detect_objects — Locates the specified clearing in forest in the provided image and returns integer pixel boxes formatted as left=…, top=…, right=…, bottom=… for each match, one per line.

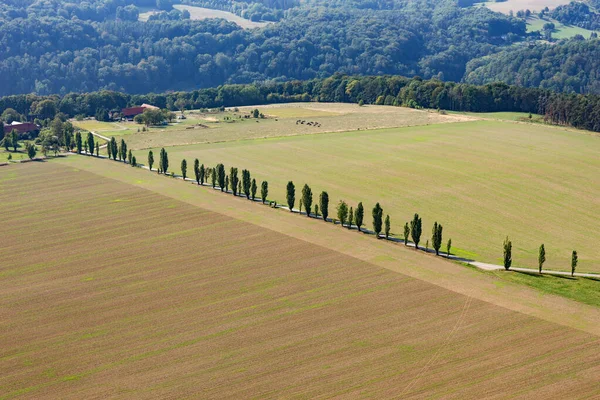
left=481, top=0, right=571, bottom=14
left=1, top=162, right=599, bottom=398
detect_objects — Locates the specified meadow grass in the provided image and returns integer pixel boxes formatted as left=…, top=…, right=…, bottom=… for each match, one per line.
left=134, top=119, right=600, bottom=273
left=124, top=103, right=467, bottom=150
left=526, top=15, right=596, bottom=39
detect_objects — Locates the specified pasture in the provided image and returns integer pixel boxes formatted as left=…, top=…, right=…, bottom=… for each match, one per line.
left=124, top=103, right=469, bottom=150
left=134, top=119, right=600, bottom=273
left=139, top=5, right=268, bottom=29
left=481, top=0, right=571, bottom=14
left=1, top=162, right=599, bottom=398
left=71, top=120, right=135, bottom=137
left=526, top=16, right=596, bottom=39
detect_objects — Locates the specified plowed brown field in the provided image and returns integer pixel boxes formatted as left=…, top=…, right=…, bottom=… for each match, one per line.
left=1, top=162, right=599, bottom=399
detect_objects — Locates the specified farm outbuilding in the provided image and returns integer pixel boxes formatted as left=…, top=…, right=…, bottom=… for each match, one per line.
left=121, top=104, right=159, bottom=120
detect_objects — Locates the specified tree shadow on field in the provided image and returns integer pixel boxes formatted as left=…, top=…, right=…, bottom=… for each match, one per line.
left=514, top=270, right=544, bottom=278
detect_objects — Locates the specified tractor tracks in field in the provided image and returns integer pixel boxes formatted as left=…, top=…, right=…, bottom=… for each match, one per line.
left=400, top=295, right=473, bottom=396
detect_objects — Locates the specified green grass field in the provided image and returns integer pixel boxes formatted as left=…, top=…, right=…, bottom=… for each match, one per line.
left=134, top=119, right=600, bottom=274
left=124, top=104, right=468, bottom=150
left=526, top=16, right=596, bottom=39
left=449, top=111, right=544, bottom=123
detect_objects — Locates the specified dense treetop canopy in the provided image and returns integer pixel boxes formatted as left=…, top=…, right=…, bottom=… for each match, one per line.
left=0, top=0, right=598, bottom=96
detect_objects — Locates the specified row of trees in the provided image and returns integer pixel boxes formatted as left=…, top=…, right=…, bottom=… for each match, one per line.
left=503, top=238, right=579, bottom=276
left=74, top=142, right=584, bottom=276
left=283, top=181, right=453, bottom=256
left=4, top=73, right=600, bottom=133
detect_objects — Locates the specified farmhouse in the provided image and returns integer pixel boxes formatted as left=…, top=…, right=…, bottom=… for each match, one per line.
left=121, top=103, right=159, bottom=120
left=3, top=121, right=40, bottom=138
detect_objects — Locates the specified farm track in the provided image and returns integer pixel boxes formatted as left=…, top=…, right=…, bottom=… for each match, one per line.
left=1, top=161, right=599, bottom=398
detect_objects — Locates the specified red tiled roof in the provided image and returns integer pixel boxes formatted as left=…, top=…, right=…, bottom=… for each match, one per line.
left=122, top=107, right=147, bottom=117
left=3, top=122, right=39, bottom=134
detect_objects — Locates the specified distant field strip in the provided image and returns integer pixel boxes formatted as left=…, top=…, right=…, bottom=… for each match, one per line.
left=134, top=119, right=600, bottom=273
left=124, top=104, right=469, bottom=150
left=1, top=163, right=599, bottom=398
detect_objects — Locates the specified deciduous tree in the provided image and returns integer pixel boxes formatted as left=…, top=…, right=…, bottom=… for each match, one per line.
left=372, top=203, right=383, bottom=238
left=261, top=181, right=268, bottom=203
left=348, top=207, right=354, bottom=228
left=538, top=244, right=546, bottom=273
left=503, top=236, right=512, bottom=270
left=410, top=213, right=422, bottom=249
left=404, top=223, right=409, bottom=245
left=110, top=137, right=118, bottom=160
left=75, top=131, right=82, bottom=154
left=320, top=191, right=329, bottom=221
left=301, top=184, right=312, bottom=216
left=355, top=202, right=364, bottom=232
left=337, top=200, right=349, bottom=227
left=194, top=159, right=200, bottom=184
left=251, top=178, right=257, bottom=201
left=181, top=159, right=187, bottom=180
left=230, top=167, right=239, bottom=195
left=242, top=169, right=251, bottom=199
left=120, top=139, right=127, bottom=163
left=128, top=149, right=133, bottom=165
left=160, top=148, right=169, bottom=174
left=148, top=150, right=154, bottom=170
left=286, top=181, right=295, bottom=211
left=432, top=222, right=443, bottom=256
left=447, top=238, right=452, bottom=257
left=385, top=215, right=390, bottom=239
left=216, top=163, right=225, bottom=191
left=26, top=142, right=36, bottom=159
left=87, top=132, right=94, bottom=155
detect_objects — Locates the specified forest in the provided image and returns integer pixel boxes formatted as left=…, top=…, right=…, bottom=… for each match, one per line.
left=2, top=74, right=600, bottom=134
left=1, top=0, right=600, bottom=97
left=464, top=38, right=600, bottom=94
left=0, top=0, right=526, bottom=96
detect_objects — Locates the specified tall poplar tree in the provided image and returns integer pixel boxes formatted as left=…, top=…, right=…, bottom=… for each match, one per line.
left=242, top=169, right=251, bottom=199
left=503, top=236, right=512, bottom=270
left=384, top=215, right=391, bottom=239
left=410, top=213, right=422, bottom=249
left=286, top=181, right=295, bottom=212
left=432, top=222, right=443, bottom=256
left=181, top=159, right=187, bottom=180
left=75, top=131, right=82, bottom=154
left=194, top=159, right=200, bottom=184
left=355, top=202, right=364, bottom=232
left=216, top=164, right=225, bottom=191
left=372, top=203, right=383, bottom=238
left=319, top=191, right=329, bottom=221
left=87, top=132, right=94, bottom=155
left=230, top=167, right=239, bottom=195
left=538, top=244, right=546, bottom=274
left=301, top=184, right=313, bottom=216
left=251, top=179, right=257, bottom=201
left=337, top=201, right=349, bottom=227
left=148, top=150, right=154, bottom=170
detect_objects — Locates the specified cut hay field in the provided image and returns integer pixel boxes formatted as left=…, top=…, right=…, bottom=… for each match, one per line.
left=134, top=119, right=600, bottom=274
left=526, top=16, right=595, bottom=39
left=1, top=162, right=599, bottom=398
left=481, top=0, right=571, bottom=14
left=124, top=103, right=470, bottom=150
left=139, top=5, right=268, bottom=29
